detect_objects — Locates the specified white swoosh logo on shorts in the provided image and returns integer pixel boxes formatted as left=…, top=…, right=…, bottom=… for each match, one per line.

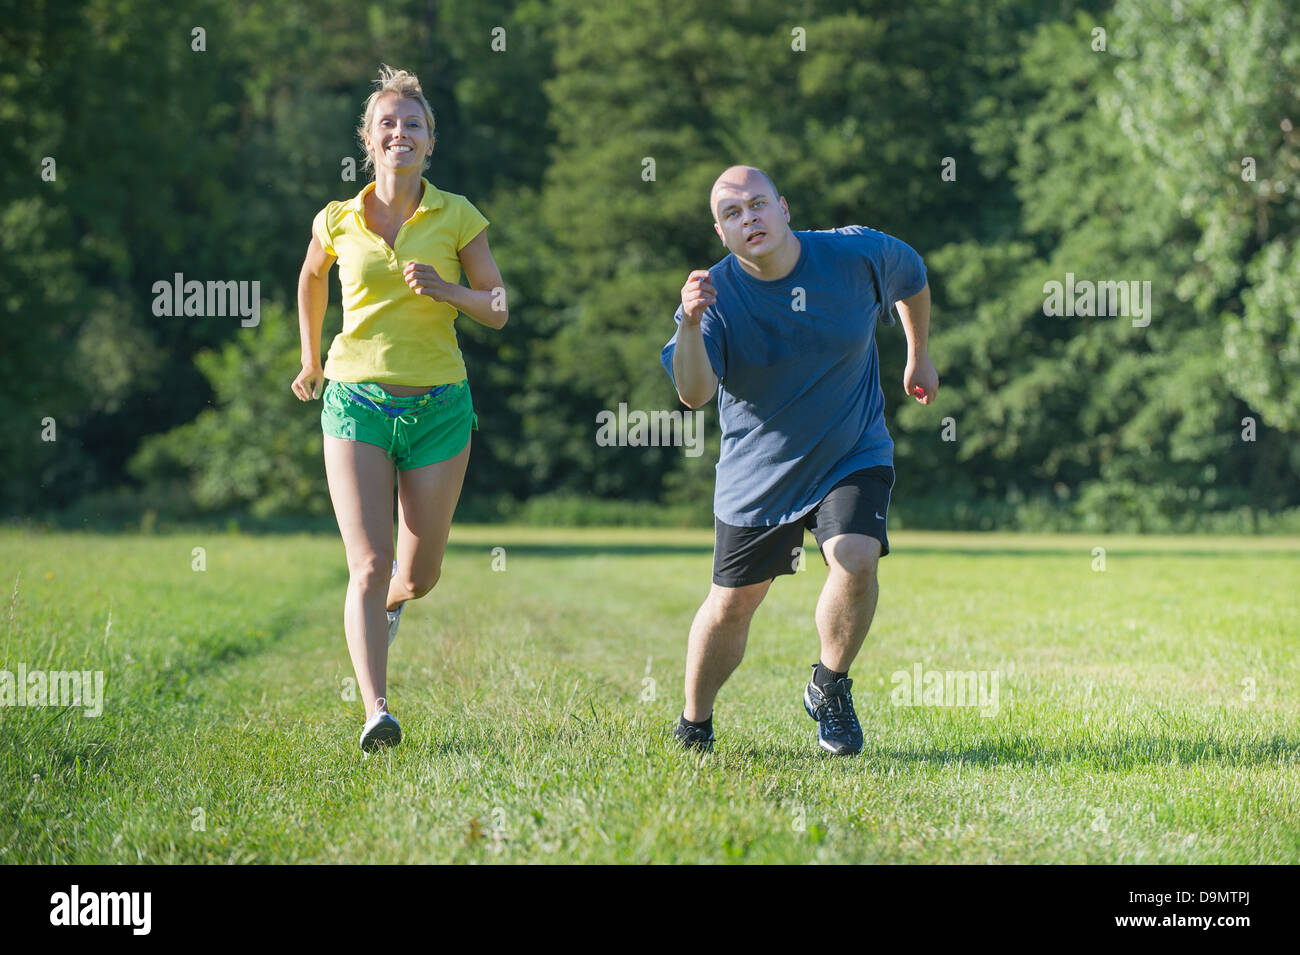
left=875, top=512, right=884, bottom=519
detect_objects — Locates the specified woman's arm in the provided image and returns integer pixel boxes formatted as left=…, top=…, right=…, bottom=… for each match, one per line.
left=402, top=229, right=508, bottom=330
left=292, top=235, right=336, bottom=401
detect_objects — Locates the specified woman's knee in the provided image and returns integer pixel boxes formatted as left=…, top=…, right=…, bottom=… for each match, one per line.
left=348, top=552, right=394, bottom=592
left=405, top=563, right=441, bottom=599
left=392, top=559, right=441, bottom=599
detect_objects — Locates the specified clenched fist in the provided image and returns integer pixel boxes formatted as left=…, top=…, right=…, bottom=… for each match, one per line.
left=292, top=362, right=324, bottom=401
left=403, top=261, right=455, bottom=301
left=680, top=270, right=716, bottom=325
left=904, top=352, right=939, bottom=405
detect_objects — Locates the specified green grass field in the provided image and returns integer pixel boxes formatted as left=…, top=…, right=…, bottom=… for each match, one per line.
left=1, top=526, right=1297, bottom=863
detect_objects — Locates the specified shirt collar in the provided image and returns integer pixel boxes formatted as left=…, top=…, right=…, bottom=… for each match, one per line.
left=345, top=177, right=444, bottom=217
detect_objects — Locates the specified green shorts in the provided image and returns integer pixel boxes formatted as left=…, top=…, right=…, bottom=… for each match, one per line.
left=320, top=379, right=478, bottom=470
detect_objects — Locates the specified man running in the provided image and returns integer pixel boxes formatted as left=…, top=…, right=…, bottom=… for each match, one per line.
left=660, top=165, right=936, bottom=755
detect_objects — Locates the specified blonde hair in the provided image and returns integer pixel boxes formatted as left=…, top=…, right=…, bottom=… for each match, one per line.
left=356, top=64, right=437, bottom=175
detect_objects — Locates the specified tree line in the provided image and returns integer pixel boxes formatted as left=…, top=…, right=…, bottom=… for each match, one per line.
left=3, top=0, right=1296, bottom=531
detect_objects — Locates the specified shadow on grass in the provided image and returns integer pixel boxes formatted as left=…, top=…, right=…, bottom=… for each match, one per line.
left=11, top=513, right=1296, bottom=560
left=418, top=736, right=494, bottom=758
left=444, top=540, right=714, bottom=559
left=440, top=541, right=1297, bottom=561
left=129, top=603, right=308, bottom=702
left=46, top=737, right=118, bottom=774
left=898, top=547, right=1300, bottom=559
left=1, top=709, right=122, bottom=785
left=873, top=733, right=1300, bottom=769
left=707, top=743, right=828, bottom=765
left=675, top=732, right=1300, bottom=771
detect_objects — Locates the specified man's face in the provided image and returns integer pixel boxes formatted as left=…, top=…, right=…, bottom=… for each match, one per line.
left=711, top=172, right=790, bottom=257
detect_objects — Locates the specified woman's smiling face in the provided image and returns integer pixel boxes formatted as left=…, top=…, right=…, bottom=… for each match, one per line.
left=366, top=93, right=434, bottom=172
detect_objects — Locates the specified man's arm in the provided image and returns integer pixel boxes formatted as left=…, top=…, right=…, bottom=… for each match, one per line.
left=896, top=282, right=937, bottom=405
left=673, top=270, right=720, bottom=408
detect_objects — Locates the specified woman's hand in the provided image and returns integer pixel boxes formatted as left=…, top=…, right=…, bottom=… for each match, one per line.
left=403, top=261, right=455, bottom=301
left=292, top=362, right=324, bottom=401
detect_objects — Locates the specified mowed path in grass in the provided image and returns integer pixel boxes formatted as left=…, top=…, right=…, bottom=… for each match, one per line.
left=1, top=526, right=1297, bottom=863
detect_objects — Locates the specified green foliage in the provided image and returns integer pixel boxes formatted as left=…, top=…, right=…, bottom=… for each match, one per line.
left=510, top=494, right=710, bottom=528
left=1224, top=240, right=1300, bottom=432
left=512, top=0, right=1038, bottom=506
left=129, top=303, right=330, bottom=518
left=5, top=0, right=1297, bottom=529
left=896, top=1, right=1299, bottom=528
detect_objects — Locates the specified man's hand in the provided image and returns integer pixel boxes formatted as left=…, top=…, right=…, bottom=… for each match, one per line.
left=904, top=352, right=938, bottom=404
left=673, top=269, right=720, bottom=407
left=681, top=270, right=716, bottom=325
left=403, top=261, right=455, bottom=301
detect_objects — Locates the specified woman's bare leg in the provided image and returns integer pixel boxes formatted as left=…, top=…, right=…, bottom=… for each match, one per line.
left=323, top=435, right=395, bottom=717
left=389, top=439, right=471, bottom=610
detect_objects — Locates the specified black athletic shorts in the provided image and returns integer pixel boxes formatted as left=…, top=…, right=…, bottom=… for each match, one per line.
left=712, top=465, right=895, bottom=588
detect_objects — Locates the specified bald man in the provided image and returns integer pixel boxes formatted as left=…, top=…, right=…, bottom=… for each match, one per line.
left=660, top=165, right=936, bottom=755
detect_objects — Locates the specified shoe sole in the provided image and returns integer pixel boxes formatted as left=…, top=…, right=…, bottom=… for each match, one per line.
left=803, top=685, right=861, bottom=756
left=674, top=732, right=714, bottom=753
left=679, top=739, right=713, bottom=753
left=361, top=720, right=402, bottom=753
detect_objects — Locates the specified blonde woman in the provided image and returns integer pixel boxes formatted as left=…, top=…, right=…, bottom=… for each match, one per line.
left=292, top=65, right=507, bottom=752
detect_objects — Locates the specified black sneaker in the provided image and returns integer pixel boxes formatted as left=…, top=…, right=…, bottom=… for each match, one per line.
left=673, top=717, right=714, bottom=752
left=803, top=668, right=863, bottom=755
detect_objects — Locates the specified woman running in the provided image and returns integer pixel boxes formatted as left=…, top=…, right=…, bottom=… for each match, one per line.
left=291, top=65, right=507, bottom=752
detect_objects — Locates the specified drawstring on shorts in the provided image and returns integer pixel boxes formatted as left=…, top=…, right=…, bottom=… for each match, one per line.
left=388, top=412, right=420, bottom=463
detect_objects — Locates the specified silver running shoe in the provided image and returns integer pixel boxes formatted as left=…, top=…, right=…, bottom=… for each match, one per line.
left=386, top=559, right=404, bottom=647
left=360, top=697, right=402, bottom=752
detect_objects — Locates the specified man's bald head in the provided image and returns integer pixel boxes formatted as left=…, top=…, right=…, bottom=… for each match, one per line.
left=710, top=165, right=780, bottom=221
left=708, top=164, right=796, bottom=269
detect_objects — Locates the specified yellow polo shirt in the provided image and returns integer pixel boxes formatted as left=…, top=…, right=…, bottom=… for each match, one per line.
left=313, top=177, right=489, bottom=385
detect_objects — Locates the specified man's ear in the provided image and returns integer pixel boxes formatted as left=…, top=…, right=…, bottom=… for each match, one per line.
left=714, top=222, right=726, bottom=245
left=780, top=196, right=790, bottom=221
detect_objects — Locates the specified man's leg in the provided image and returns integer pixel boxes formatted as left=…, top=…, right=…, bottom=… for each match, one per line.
left=683, top=579, right=773, bottom=722
left=801, top=532, right=881, bottom=755
left=814, top=534, right=882, bottom=671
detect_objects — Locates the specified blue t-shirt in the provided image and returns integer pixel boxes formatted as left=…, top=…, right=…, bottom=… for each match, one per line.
left=660, top=226, right=926, bottom=526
